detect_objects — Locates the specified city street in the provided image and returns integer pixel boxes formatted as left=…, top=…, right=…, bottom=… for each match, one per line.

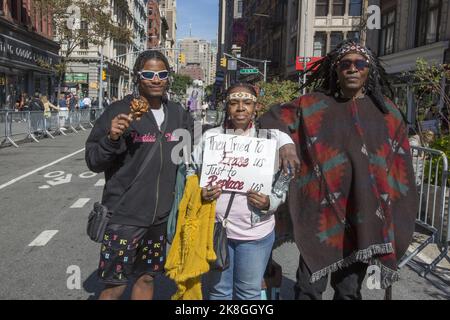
left=0, top=131, right=449, bottom=300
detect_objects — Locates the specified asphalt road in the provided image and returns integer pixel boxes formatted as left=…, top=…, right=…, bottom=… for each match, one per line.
left=0, top=130, right=448, bottom=300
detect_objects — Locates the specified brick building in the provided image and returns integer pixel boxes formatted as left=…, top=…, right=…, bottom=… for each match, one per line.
left=0, top=0, right=60, bottom=108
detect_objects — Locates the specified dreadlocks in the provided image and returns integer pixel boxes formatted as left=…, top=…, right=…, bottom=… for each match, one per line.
left=300, top=39, right=393, bottom=114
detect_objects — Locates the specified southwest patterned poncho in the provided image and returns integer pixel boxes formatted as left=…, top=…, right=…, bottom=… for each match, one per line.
left=259, top=92, right=418, bottom=288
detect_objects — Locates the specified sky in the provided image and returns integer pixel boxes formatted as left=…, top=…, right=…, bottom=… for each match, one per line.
left=177, top=0, right=219, bottom=42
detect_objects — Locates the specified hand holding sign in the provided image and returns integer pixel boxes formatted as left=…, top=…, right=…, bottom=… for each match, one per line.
left=202, top=185, right=222, bottom=202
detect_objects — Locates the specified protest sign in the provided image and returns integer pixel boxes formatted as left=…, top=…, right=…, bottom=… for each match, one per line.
left=199, top=132, right=277, bottom=195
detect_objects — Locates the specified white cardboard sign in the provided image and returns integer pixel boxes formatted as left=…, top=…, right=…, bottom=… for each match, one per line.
left=199, top=132, right=277, bottom=195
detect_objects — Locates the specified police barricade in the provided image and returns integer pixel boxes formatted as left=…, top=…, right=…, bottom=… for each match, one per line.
left=0, top=110, right=19, bottom=148
left=79, top=108, right=92, bottom=128
left=67, top=111, right=80, bottom=133
left=398, top=146, right=449, bottom=276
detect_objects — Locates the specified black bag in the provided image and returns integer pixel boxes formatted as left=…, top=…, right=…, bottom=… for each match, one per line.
left=87, top=202, right=112, bottom=242
left=87, top=108, right=168, bottom=243
left=210, top=193, right=235, bottom=271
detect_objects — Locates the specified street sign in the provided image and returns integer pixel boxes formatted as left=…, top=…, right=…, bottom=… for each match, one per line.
left=240, top=68, right=259, bottom=74
left=228, top=59, right=238, bottom=71
left=296, top=56, right=323, bottom=71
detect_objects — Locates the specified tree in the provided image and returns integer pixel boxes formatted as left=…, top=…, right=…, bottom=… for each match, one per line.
left=405, top=58, right=450, bottom=136
left=256, top=79, right=299, bottom=113
left=171, top=74, right=193, bottom=101
left=35, top=0, right=132, bottom=101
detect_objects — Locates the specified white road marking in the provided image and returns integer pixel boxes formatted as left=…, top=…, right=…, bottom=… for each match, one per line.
left=0, top=148, right=85, bottom=191
left=95, top=179, right=105, bottom=187
left=39, top=185, right=50, bottom=189
left=47, top=174, right=73, bottom=186
left=44, top=171, right=65, bottom=179
left=28, top=230, right=59, bottom=247
left=70, top=198, right=90, bottom=208
left=79, top=172, right=97, bottom=179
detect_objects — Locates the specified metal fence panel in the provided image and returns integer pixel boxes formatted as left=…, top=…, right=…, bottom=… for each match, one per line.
left=399, top=146, right=449, bottom=276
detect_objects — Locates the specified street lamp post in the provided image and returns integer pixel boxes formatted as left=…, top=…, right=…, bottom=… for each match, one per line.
left=99, top=46, right=104, bottom=108
left=303, top=1, right=308, bottom=95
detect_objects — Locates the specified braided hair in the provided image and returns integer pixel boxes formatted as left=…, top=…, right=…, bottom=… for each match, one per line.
left=223, top=82, right=258, bottom=130
left=300, top=39, right=393, bottom=114
left=133, top=50, right=171, bottom=102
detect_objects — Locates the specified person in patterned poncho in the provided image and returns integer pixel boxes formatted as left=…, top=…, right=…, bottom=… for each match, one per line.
left=259, top=40, right=418, bottom=300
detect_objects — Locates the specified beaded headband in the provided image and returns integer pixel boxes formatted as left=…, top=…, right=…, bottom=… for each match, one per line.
left=335, top=43, right=371, bottom=64
left=227, top=92, right=257, bottom=102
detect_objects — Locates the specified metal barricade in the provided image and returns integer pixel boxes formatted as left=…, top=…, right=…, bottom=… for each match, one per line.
left=398, top=146, right=449, bottom=276
left=0, top=110, right=19, bottom=148
left=79, top=109, right=92, bottom=129
left=67, top=111, right=80, bottom=134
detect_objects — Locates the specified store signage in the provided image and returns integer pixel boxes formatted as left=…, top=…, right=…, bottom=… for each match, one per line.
left=65, top=73, right=88, bottom=83
left=0, top=34, right=60, bottom=69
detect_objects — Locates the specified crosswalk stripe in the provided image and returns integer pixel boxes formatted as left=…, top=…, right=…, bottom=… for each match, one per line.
left=28, top=230, right=59, bottom=246
left=70, top=198, right=90, bottom=208
left=95, top=179, right=105, bottom=187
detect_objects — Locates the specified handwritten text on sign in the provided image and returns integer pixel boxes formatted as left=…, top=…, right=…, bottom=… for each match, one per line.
left=199, top=133, right=277, bottom=194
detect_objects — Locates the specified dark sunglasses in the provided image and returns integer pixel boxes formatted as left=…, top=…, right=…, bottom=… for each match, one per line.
left=138, top=70, right=169, bottom=80
left=338, top=59, right=369, bottom=71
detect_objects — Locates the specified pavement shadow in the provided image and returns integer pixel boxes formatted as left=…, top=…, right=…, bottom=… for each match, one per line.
left=83, top=271, right=102, bottom=300
left=83, top=270, right=177, bottom=300
left=408, top=259, right=450, bottom=300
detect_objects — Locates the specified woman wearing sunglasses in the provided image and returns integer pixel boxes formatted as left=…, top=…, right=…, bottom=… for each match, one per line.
left=86, top=50, right=193, bottom=300
left=259, top=40, right=418, bottom=300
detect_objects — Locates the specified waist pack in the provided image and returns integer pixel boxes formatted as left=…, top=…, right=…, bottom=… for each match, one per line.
left=87, top=202, right=112, bottom=243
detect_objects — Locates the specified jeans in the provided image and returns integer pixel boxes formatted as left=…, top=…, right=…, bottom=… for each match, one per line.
left=207, top=230, right=275, bottom=300
left=294, top=255, right=368, bottom=300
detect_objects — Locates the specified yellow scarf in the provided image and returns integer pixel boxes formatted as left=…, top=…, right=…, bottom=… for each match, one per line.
left=165, top=175, right=217, bottom=300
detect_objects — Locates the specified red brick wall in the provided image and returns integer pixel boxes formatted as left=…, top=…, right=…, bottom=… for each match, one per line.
left=148, top=0, right=161, bottom=48
left=1, top=0, right=53, bottom=39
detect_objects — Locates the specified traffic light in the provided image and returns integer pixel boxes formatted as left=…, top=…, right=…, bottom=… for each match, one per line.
left=178, top=53, right=186, bottom=64
left=102, top=69, right=106, bottom=81
left=220, top=57, right=227, bottom=68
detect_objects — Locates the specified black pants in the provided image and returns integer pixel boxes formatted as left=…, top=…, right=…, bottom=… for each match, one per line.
left=294, top=255, right=368, bottom=300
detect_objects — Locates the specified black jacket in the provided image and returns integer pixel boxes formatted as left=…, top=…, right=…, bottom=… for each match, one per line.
left=85, top=95, right=193, bottom=227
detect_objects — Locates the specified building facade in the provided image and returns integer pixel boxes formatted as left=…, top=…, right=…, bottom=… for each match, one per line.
left=0, top=0, right=60, bottom=109
left=148, top=0, right=162, bottom=48
left=366, top=0, right=450, bottom=124
left=239, top=0, right=368, bottom=81
left=62, top=0, right=133, bottom=100
left=179, top=38, right=216, bottom=85
left=160, top=0, right=177, bottom=70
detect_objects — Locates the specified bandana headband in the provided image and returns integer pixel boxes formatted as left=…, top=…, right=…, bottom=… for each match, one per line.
left=335, top=43, right=371, bottom=64
left=227, top=92, right=257, bottom=102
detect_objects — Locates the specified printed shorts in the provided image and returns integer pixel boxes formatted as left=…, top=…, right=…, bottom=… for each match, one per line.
left=97, top=222, right=167, bottom=285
